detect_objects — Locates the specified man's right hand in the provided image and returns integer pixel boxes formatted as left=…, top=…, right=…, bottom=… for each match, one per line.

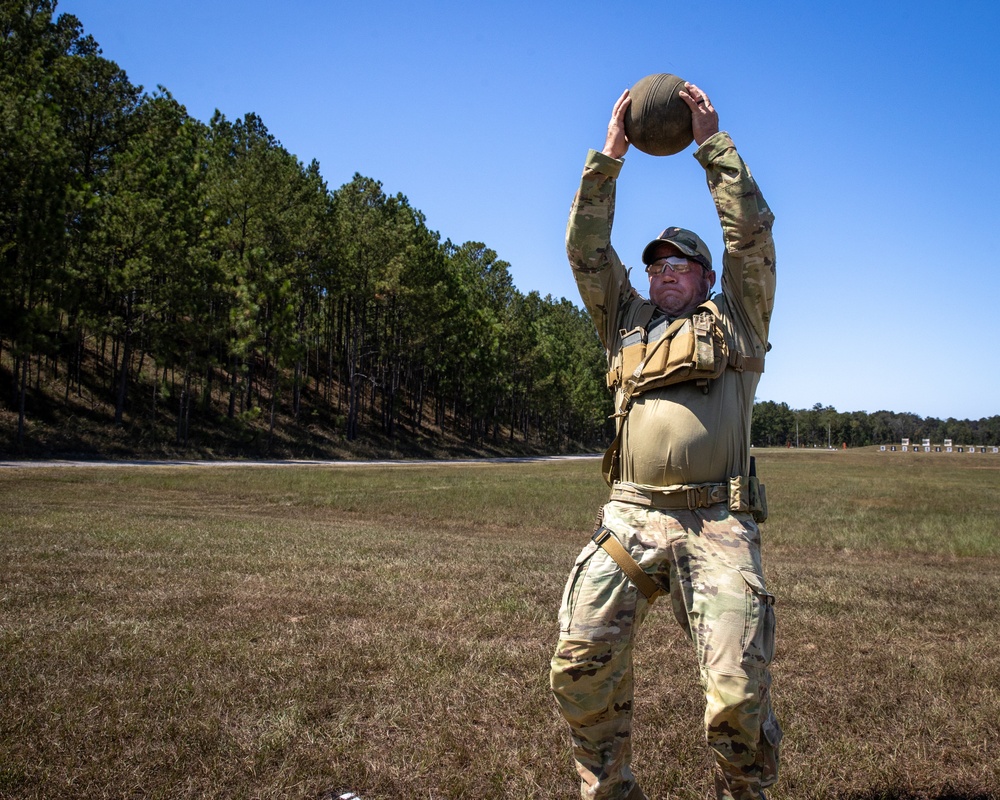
left=602, top=90, right=631, bottom=159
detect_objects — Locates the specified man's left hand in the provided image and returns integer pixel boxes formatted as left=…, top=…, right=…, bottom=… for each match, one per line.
left=680, top=82, right=720, bottom=146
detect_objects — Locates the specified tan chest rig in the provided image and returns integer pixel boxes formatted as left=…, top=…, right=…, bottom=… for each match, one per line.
left=601, top=299, right=765, bottom=487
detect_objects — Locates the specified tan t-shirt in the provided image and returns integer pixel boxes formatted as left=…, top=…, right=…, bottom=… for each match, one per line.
left=567, top=132, right=776, bottom=487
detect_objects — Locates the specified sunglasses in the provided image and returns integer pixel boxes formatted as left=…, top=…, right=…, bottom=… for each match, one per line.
left=645, top=255, right=706, bottom=276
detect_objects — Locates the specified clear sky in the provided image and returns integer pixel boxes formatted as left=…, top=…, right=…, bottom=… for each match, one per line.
left=56, top=0, right=1000, bottom=421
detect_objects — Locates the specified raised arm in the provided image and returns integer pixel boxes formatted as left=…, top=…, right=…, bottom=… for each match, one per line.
left=697, top=140, right=776, bottom=346
left=566, top=91, right=639, bottom=350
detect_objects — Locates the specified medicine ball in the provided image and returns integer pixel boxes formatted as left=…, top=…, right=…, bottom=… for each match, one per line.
left=623, top=73, right=694, bottom=157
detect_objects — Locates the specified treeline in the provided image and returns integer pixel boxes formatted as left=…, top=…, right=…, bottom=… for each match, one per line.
left=752, top=401, right=1000, bottom=448
left=5, top=3, right=995, bottom=459
left=1, top=1, right=611, bottom=453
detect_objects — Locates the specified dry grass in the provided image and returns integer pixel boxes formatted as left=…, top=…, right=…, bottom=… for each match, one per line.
left=1, top=450, right=998, bottom=799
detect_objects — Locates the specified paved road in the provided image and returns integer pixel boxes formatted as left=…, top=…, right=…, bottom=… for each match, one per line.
left=0, top=454, right=600, bottom=469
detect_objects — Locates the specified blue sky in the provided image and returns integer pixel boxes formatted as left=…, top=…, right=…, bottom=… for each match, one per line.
left=57, top=0, right=1000, bottom=421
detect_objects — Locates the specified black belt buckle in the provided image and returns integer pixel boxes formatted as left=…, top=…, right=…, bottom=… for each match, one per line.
left=592, top=526, right=612, bottom=546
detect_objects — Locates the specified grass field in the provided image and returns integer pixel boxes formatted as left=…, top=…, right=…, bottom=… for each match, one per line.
left=1, top=450, right=998, bottom=799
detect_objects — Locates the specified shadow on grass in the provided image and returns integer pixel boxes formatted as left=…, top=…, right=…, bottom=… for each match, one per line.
left=838, top=791, right=997, bottom=800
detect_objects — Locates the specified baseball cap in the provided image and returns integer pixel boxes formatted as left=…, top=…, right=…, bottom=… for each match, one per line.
left=641, top=227, right=713, bottom=269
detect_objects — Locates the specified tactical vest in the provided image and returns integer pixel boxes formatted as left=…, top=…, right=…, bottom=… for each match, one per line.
left=607, top=299, right=763, bottom=399
left=601, top=298, right=766, bottom=487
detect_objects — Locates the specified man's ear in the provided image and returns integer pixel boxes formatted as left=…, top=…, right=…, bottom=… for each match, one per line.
left=704, top=269, right=717, bottom=295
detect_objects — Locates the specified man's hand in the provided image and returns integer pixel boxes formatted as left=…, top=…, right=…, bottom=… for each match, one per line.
left=679, top=82, right=719, bottom=146
left=602, top=89, right=631, bottom=159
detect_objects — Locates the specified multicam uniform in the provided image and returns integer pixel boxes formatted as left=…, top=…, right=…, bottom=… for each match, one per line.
left=550, top=131, right=781, bottom=800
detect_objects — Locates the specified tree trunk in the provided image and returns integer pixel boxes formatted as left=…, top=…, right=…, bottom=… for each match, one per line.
left=16, top=354, right=29, bottom=446
left=176, top=370, right=192, bottom=447
left=228, top=356, right=238, bottom=419
left=114, top=316, right=132, bottom=426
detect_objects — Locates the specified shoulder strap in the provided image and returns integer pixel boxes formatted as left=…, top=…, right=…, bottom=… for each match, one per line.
left=625, top=300, right=657, bottom=332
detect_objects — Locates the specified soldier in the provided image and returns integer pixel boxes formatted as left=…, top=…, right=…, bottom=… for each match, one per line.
left=550, top=83, right=781, bottom=800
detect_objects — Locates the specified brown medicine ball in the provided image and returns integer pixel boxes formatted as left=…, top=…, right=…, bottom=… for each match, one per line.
left=623, top=73, right=693, bottom=156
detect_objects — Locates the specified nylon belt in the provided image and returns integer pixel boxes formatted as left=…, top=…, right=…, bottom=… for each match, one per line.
left=610, top=481, right=729, bottom=510
left=592, top=527, right=663, bottom=602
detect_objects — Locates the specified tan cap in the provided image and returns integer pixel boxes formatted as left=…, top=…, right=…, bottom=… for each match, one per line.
left=641, top=227, right=712, bottom=269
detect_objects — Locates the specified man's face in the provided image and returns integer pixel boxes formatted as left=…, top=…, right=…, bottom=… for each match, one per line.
left=646, top=243, right=715, bottom=317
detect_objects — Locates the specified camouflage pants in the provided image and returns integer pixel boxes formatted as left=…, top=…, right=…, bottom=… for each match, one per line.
left=550, top=501, right=781, bottom=800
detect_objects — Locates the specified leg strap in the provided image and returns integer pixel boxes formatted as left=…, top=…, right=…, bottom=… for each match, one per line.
left=592, top=527, right=663, bottom=602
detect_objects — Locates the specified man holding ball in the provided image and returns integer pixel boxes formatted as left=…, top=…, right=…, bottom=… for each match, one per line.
left=550, top=81, right=781, bottom=800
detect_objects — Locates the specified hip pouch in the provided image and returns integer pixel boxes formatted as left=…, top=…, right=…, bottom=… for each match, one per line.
left=728, top=458, right=768, bottom=523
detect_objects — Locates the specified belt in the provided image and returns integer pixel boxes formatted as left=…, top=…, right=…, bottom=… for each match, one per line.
left=610, top=481, right=729, bottom=510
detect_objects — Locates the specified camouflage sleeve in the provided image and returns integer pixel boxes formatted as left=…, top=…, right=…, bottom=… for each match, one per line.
left=694, top=132, right=776, bottom=350
left=565, top=149, right=635, bottom=351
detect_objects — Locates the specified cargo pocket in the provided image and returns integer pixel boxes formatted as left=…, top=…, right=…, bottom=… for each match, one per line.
left=759, top=711, right=783, bottom=787
left=739, top=569, right=776, bottom=668
left=557, top=541, right=599, bottom=634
